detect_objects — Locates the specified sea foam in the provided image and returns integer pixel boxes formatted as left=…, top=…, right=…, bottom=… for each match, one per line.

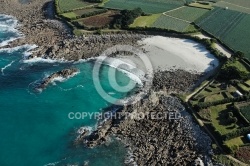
left=1, top=60, right=15, bottom=75
left=95, top=56, right=145, bottom=85
left=0, top=14, right=23, bottom=47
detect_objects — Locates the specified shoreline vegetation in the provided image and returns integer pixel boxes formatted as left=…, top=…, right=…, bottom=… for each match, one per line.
left=1, top=0, right=250, bottom=165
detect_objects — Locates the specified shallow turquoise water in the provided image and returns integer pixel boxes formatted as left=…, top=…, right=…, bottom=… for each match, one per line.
left=0, top=15, right=133, bottom=166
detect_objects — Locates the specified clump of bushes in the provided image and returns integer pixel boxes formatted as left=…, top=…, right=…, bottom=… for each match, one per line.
left=219, top=61, right=249, bottom=80
left=112, top=8, right=143, bottom=28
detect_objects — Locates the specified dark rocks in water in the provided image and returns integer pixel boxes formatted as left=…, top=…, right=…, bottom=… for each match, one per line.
left=79, top=70, right=212, bottom=165
left=37, top=68, right=79, bottom=90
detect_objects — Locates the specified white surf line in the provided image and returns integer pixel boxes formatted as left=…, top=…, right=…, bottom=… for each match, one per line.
left=1, top=60, right=15, bottom=75
left=162, top=13, right=191, bottom=23
left=220, top=1, right=250, bottom=10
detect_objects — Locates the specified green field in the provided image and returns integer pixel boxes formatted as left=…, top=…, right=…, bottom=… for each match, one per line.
left=205, top=93, right=225, bottom=102
left=222, top=15, right=250, bottom=58
left=151, top=15, right=192, bottom=32
left=240, top=105, right=250, bottom=122
left=61, top=8, right=106, bottom=20
left=166, top=6, right=209, bottom=22
left=103, top=0, right=185, bottom=14
left=130, top=14, right=161, bottom=27
left=61, top=12, right=78, bottom=20
left=188, top=2, right=213, bottom=9
left=225, top=136, right=245, bottom=148
left=225, top=60, right=250, bottom=73
left=246, top=80, right=250, bottom=86
left=225, top=0, right=250, bottom=8
left=209, top=104, right=240, bottom=135
left=195, top=7, right=250, bottom=58
left=214, top=1, right=250, bottom=14
left=57, top=0, right=95, bottom=13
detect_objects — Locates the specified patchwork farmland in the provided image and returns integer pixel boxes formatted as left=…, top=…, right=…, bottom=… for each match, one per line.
left=103, top=0, right=185, bottom=14
left=130, top=6, right=208, bottom=32
left=56, top=0, right=96, bottom=13
left=61, top=8, right=107, bottom=20
left=130, top=14, right=161, bottom=27
left=214, top=1, right=250, bottom=14
left=151, top=15, right=193, bottom=32
left=224, top=0, right=250, bottom=7
left=55, top=0, right=250, bottom=59
left=166, top=6, right=209, bottom=22
left=75, top=10, right=118, bottom=29
left=195, top=7, right=250, bottom=58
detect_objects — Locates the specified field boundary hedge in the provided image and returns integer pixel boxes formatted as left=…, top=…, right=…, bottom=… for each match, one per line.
left=224, top=126, right=250, bottom=140
left=61, top=8, right=108, bottom=21
left=233, top=104, right=250, bottom=125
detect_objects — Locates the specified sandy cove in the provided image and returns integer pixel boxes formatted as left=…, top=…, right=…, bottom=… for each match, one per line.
left=0, top=0, right=219, bottom=165
left=117, top=36, right=219, bottom=73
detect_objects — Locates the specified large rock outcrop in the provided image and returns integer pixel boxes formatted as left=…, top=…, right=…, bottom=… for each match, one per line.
left=36, top=68, right=79, bottom=90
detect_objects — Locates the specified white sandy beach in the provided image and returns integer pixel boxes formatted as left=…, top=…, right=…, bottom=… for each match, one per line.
left=118, top=36, right=219, bottom=74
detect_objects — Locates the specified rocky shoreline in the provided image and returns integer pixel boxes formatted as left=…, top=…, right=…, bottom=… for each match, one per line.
left=29, top=34, right=148, bottom=61
left=36, top=68, right=79, bottom=90
left=77, top=70, right=212, bottom=165
left=0, top=0, right=213, bottom=165
left=0, top=0, right=148, bottom=61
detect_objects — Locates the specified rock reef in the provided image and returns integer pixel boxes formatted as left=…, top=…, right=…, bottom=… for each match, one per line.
left=36, top=68, right=79, bottom=90
left=78, top=71, right=212, bottom=165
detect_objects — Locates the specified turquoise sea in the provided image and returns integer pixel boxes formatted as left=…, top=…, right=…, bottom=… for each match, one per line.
left=0, top=14, right=135, bottom=166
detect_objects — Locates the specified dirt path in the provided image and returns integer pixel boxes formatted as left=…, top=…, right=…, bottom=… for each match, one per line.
left=162, top=13, right=191, bottom=23
left=162, top=6, right=191, bottom=23
left=163, top=6, right=185, bottom=14
left=214, top=42, right=232, bottom=58
left=185, top=81, right=210, bottom=102
left=192, top=33, right=232, bottom=58
left=226, top=155, right=248, bottom=166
